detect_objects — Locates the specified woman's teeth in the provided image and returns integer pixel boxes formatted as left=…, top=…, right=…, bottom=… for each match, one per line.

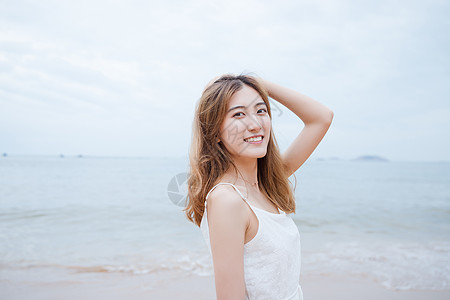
left=244, top=136, right=262, bottom=142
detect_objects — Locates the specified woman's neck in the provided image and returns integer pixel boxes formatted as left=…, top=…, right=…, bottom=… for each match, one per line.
left=223, top=157, right=258, bottom=186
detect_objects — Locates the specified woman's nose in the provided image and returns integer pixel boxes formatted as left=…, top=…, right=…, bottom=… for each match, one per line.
left=247, top=114, right=262, bottom=131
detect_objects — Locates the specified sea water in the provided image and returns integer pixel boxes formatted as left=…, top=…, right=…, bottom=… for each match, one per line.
left=0, top=156, right=449, bottom=291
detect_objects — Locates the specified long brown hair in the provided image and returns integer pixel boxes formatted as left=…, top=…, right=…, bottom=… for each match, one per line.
left=184, top=73, right=296, bottom=227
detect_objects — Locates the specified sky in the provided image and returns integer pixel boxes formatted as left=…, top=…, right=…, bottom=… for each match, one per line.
left=0, top=0, right=449, bottom=161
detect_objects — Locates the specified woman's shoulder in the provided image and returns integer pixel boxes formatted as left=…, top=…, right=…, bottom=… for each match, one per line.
left=205, top=183, right=249, bottom=233
left=206, top=183, right=247, bottom=214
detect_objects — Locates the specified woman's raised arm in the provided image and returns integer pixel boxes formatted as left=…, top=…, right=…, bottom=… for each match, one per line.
left=261, top=78, right=334, bottom=177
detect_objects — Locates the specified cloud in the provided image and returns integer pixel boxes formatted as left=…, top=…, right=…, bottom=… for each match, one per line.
left=0, top=0, right=449, bottom=160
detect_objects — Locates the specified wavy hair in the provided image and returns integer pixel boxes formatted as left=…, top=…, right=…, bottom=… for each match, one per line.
left=184, top=73, right=297, bottom=227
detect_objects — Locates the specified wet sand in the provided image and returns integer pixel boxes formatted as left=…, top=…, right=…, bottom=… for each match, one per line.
left=2, top=270, right=450, bottom=300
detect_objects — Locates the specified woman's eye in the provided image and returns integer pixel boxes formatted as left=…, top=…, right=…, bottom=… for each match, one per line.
left=233, top=109, right=266, bottom=117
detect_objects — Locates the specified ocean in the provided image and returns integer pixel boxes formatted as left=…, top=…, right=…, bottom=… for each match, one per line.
left=0, top=156, right=449, bottom=293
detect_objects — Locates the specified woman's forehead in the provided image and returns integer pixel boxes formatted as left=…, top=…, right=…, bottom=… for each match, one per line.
left=228, top=85, right=264, bottom=107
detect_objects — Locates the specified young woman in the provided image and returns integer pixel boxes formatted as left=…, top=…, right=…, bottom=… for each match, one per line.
left=184, top=73, right=333, bottom=300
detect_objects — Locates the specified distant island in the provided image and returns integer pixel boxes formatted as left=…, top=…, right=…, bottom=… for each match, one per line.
left=353, top=155, right=389, bottom=162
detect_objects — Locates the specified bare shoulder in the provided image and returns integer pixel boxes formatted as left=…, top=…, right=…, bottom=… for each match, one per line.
left=206, top=184, right=249, bottom=224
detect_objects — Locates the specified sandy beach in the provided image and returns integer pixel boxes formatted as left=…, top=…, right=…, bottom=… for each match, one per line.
left=2, top=270, right=450, bottom=300
left=146, top=272, right=450, bottom=300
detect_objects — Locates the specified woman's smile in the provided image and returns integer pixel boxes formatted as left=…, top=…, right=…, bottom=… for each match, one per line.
left=244, top=135, right=264, bottom=144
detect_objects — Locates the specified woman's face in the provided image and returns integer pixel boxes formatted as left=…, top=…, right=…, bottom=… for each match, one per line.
left=219, top=84, right=271, bottom=159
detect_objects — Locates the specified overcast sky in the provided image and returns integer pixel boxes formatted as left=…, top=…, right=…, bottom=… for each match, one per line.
left=0, top=0, right=449, bottom=161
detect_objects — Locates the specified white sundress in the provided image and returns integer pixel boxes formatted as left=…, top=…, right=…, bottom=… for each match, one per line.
left=200, top=182, right=304, bottom=300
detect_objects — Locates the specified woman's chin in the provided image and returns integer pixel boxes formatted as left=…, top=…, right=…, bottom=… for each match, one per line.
left=235, top=148, right=267, bottom=159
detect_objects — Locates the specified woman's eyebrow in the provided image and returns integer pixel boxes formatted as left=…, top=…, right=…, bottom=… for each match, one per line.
left=227, top=101, right=266, bottom=113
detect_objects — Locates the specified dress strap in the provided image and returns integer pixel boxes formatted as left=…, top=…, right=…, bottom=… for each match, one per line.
left=205, top=183, right=284, bottom=216
left=205, top=182, right=247, bottom=201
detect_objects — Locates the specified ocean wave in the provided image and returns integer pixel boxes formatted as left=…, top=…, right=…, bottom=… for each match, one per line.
left=2, top=240, right=449, bottom=291
left=1, top=253, right=214, bottom=277
left=303, top=240, right=450, bottom=291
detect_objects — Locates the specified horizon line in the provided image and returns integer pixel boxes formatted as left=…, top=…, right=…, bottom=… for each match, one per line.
left=1, top=153, right=449, bottom=163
